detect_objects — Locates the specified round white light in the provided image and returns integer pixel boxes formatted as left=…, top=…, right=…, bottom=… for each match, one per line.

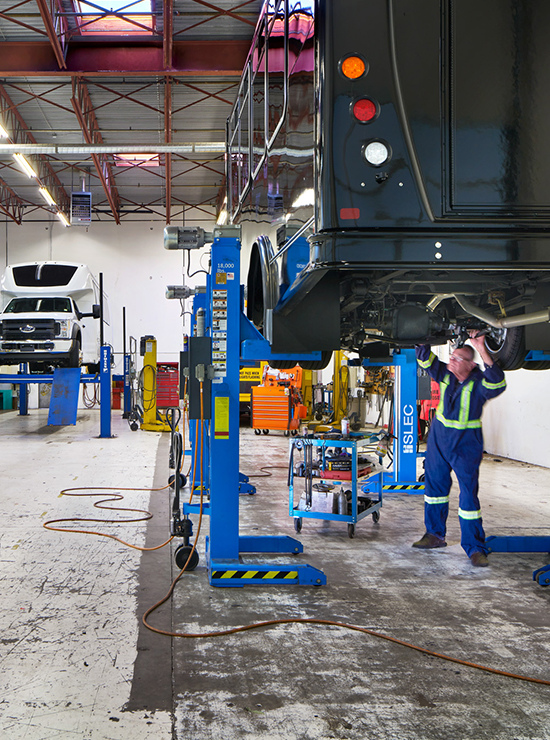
left=364, top=141, right=389, bottom=166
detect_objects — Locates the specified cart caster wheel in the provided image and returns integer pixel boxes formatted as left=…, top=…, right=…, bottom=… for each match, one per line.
left=254, top=428, right=261, bottom=435
left=168, top=473, right=186, bottom=489
left=372, top=510, right=380, bottom=524
left=294, top=518, right=302, bottom=534
left=536, top=571, right=550, bottom=586
left=130, top=421, right=139, bottom=431
left=284, top=430, right=290, bottom=437
left=347, top=523, right=355, bottom=539
left=291, top=429, right=298, bottom=436
left=262, top=429, right=269, bottom=435
left=174, top=544, right=199, bottom=571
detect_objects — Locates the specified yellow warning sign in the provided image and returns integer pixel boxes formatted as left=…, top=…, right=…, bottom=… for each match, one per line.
left=240, top=366, right=264, bottom=382
left=214, top=396, right=230, bottom=439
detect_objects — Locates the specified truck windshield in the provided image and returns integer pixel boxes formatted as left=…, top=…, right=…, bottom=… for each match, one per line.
left=4, top=297, right=73, bottom=313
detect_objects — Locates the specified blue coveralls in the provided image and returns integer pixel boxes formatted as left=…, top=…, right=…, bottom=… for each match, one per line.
left=416, top=345, right=507, bottom=556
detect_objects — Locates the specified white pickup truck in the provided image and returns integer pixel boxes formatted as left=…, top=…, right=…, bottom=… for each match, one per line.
left=0, top=262, right=106, bottom=372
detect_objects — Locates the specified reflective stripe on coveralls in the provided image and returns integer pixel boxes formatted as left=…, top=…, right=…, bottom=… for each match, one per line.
left=458, top=507, right=482, bottom=520
left=417, top=352, right=436, bottom=369
left=435, top=374, right=482, bottom=429
left=482, top=378, right=507, bottom=390
left=425, top=495, right=450, bottom=504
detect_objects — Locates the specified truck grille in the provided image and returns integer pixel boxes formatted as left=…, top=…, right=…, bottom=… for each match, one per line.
left=1, top=318, right=57, bottom=341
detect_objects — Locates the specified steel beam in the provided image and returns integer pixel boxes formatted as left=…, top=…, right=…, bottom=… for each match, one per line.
left=71, top=77, right=121, bottom=224
left=0, top=175, right=24, bottom=224
left=0, top=40, right=250, bottom=76
left=34, top=0, right=69, bottom=70
left=163, top=0, right=173, bottom=71
left=165, top=77, right=172, bottom=224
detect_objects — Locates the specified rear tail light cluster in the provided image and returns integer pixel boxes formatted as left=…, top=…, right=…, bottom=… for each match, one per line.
left=340, top=53, right=391, bottom=168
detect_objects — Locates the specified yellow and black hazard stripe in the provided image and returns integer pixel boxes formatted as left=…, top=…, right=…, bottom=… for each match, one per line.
left=211, top=569, right=299, bottom=581
left=383, top=484, right=425, bottom=491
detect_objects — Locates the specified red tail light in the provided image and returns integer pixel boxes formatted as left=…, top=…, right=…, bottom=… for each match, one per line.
left=352, top=98, right=377, bottom=123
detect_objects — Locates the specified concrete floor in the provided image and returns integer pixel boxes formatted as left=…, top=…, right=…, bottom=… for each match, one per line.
left=1, top=409, right=549, bottom=740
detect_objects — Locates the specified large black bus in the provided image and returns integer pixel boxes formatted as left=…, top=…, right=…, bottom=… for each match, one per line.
left=226, top=0, right=550, bottom=370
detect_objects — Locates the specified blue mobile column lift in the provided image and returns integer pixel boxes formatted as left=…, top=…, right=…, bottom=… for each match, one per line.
left=359, top=349, right=426, bottom=498
left=166, top=226, right=326, bottom=587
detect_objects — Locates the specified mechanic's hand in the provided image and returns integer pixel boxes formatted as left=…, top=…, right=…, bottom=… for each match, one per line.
left=468, top=331, right=493, bottom=365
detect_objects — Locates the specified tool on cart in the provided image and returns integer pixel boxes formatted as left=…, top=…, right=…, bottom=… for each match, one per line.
left=289, top=433, right=382, bottom=538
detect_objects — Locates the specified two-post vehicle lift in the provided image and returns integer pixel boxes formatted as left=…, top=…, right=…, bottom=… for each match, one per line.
left=0, top=344, right=114, bottom=438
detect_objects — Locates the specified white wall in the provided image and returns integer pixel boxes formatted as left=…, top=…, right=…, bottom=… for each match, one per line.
left=482, top=368, right=550, bottom=468
left=0, top=216, right=213, bottom=376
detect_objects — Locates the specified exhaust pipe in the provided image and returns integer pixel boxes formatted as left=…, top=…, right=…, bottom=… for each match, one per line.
left=428, top=294, right=550, bottom=329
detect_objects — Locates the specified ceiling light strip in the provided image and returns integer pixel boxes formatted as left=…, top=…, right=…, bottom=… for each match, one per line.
left=0, top=143, right=223, bottom=155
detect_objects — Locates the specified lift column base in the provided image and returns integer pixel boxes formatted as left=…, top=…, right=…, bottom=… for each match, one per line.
left=206, top=536, right=326, bottom=587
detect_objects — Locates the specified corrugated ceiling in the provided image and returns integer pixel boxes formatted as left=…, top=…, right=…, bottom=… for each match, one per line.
left=0, top=0, right=262, bottom=224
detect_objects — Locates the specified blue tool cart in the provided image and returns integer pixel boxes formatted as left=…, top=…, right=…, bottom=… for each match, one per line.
left=289, top=435, right=382, bottom=538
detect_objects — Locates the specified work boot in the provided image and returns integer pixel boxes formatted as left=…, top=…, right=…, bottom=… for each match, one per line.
left=470, top=551, right=490, bottom=567
left=412, top=533, right=447, bottom=549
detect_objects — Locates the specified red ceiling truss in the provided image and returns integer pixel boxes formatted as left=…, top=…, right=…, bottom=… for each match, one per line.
left=34, top=0, right=69, bottom=69
left=71, top=76, right=121, bottom=223
left=165, top=76, right=172, bottom=224
left=0, top=176, right=25, bottom=224
left=0, top=82, right=71, bottom=216
left=0, top=1, right=260, bottom=223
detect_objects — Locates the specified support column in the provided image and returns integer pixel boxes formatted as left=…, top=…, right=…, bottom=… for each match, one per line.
left=100, top=345, right=112, bottom=438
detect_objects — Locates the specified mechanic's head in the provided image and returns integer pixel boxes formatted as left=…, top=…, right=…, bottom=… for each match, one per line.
left=448, top=344, right=476, bottom=382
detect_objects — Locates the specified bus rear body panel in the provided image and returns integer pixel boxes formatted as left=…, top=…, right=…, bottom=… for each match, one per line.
left=228, top=0, right=550, bottom=368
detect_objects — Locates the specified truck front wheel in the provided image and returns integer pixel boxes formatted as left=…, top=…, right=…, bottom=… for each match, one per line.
left=69, top=338, right=81, bottom=368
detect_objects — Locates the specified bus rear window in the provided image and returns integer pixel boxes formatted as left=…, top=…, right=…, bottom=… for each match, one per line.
left=12, top=265, right=79, bottom=287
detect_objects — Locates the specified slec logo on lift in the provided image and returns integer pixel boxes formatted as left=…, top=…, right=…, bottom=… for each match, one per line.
left=402, top=404, right=415, bottom=448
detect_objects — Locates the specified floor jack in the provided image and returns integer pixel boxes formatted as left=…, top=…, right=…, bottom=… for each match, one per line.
left=165, top=225, right=327, bottom=587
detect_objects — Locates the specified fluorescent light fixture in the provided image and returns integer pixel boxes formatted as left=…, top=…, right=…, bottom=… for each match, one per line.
left=216, top=209, right=228, bottom=226
left=57, top=211, right=70, bottom=227
left=0, top=122, right=8, bottom=138
left=291, top=188, right=315, bottom=209
left=13, top=153, right=38, bottom=178
left=39, top=187, right=56, bottom=206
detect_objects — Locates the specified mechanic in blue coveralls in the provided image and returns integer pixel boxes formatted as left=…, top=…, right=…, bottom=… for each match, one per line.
left=413, top=334, right=507, bottom=567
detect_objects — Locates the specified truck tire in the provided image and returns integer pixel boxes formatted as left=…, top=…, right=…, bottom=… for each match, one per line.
left=485, top=327, right=525, bottom=371
left=68, top=337, right=81, bottom=368
left=299, top=351, right=332, bottom=370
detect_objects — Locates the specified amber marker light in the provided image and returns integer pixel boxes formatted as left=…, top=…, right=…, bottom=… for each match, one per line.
left=341, top=55, right=366, bottom=79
